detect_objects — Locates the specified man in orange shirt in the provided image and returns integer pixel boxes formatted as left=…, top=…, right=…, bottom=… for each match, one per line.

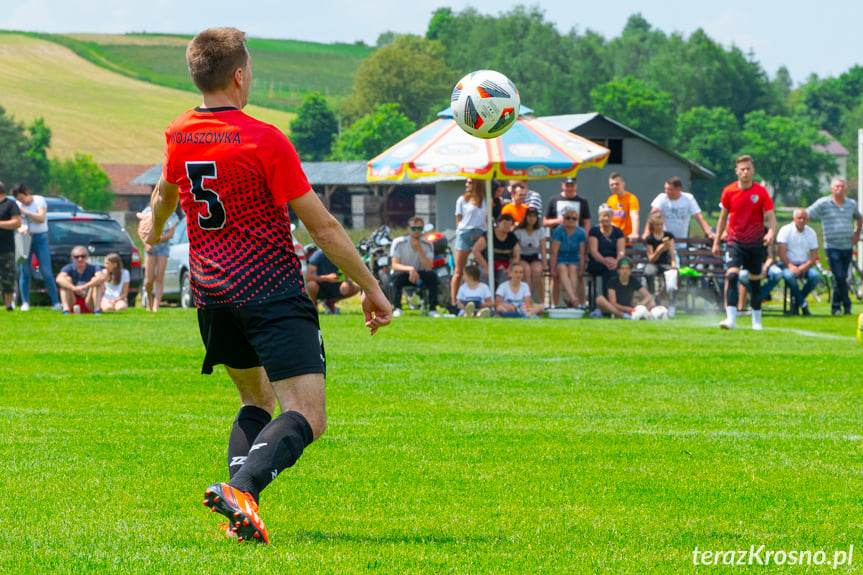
left=502, top=182, right=528, bottom=224
left=606, top=172, right=640, bottom=243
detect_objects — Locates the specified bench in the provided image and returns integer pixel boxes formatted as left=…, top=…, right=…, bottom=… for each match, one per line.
left=585, top=236, right=726, bottom=313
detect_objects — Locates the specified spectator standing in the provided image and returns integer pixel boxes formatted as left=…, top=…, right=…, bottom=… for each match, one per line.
left=0, top=181, right=22, bottom=311
left=451, top=178, right=487, bottom=305
left=514, top=207, right=547, bottom=303
left=140, top=205, right=179, bottom=312
left=548, top=206, right=587, bottom=307
left=490, top=179, right=507, bottom=220
left=389, top=215, right=439, bottom=317
left=100, top=253, right=130, bottom=312
left=501, top=182, right=528, bottom=224
left=56, top=245, right=106, bottom=315
left=606, top=173, right=640, bottom=243
left=587, top=204, right=625, bottom=297
left=807, top=177, right=862, bottom=315
left=776, top=208, right=821, bottom=316
left=645, top=176, right=714, bottom=248
left=712, top=155, right=777, bottom=331
left=12, top=184, right=61, bottom=311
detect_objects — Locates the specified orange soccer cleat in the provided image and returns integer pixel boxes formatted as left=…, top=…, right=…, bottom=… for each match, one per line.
left=204, top=483, right=269, bottom=544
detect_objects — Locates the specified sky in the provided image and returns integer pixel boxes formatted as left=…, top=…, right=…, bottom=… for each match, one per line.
left=2, top=0, right=860, bottom=85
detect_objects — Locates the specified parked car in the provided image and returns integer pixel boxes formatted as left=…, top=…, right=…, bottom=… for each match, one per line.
left=162, top=218, right=307, bottom=308
left=21, top=211, right=143, bottom=306
left=43, top=195, right=85, bottom=213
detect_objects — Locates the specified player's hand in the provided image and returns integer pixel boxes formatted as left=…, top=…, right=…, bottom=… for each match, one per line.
left=362, top=288, right=392, bottom=336
left=136, top=211, right=160, bottom=245
left=711, top=240, right=721, bottom=258
left=763, top=229, right=775, bottom=246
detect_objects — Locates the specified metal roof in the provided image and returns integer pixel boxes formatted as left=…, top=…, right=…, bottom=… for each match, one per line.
left=540, top=113, right=716, bottom=180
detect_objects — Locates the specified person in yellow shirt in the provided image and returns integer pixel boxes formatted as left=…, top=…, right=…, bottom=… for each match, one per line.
left=606, top=172, right=640, bottom=243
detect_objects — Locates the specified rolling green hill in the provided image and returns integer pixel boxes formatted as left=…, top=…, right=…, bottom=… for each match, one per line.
left=0, top=33, right=300, bottom=164
left=60, top=33, right=373, bottom=112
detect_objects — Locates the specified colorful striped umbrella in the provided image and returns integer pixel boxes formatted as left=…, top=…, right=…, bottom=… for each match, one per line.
left=367, top=106, right=609, bottom=182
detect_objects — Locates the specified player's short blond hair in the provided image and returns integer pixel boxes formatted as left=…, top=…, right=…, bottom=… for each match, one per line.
left=186, top=27, right=248, bottom=93
left=736, top=154, right=754, bottom=167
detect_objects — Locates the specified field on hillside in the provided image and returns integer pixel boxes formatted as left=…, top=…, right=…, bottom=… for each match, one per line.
left=60, top=33, right=373, bottom=112
left=0, top=33, right=296, bottom=164
left=2, top=306, right=862, bottom=574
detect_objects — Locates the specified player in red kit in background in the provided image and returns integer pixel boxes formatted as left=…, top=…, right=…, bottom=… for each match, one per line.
left=139, top=27, right=390, bottom=544
left=712, top=154, right=777, bottom=331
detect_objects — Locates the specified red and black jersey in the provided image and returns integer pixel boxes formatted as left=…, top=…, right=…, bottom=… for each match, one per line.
left=720, top=181, right=774, bottom=245
left=162, top=107, right=310, bottom=308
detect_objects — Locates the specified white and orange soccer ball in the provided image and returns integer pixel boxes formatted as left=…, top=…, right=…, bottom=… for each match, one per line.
left=451, top=70, right=519, bottom=139
left=650, top=305, right=670, bottom=321
left=631, top=305, right=650, bottom=321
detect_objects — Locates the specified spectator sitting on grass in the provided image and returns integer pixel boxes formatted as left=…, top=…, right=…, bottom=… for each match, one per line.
left=455, top=264, right=492, bottom=318
left=99, top=253, right=130, bottom=312
left=592, top=257, right=654, bottom=318
left=56, top=245, right=106, bottom=315
left=305, top=248, right=360, bottom=314
left=495, top=261, right=544, bottom=318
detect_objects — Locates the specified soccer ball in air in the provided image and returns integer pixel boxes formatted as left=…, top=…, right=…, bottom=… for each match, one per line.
left=451, top=70, right=520, bottom=139
left=631, top=305, right=650, bottom=321
left=650, top=305, right=670, bottom=321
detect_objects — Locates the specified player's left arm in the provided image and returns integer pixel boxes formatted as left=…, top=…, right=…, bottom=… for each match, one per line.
left=138, top=177, right=179, bottom=245
left=289, top=190, right=391, bottom=334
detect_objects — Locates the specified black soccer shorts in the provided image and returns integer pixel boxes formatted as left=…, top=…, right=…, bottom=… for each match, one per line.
left=197, top=294, right=326, bottom=381
left=725, top=242, right=765, bottom=276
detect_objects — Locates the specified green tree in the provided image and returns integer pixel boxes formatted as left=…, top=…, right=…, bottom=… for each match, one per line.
left=674, top=106, right=742, bottom=209
left=25, top=116, right=52, bottom=191
left=0, top=106, right=46, bottom=189
left=45, top=153, right=113, bottom=210
left=740, top=111, right=836, bottom=204
left=343, top=35, right=454, bottom=126
left=606, top=13, right=667, bottom=79
left=590, top=76, right=674, bottom=146
left=570, top=29, right=612, bottom=112
left=330, top=103, right=416, bottom=161
left=290, top=92, right=338, bottom=161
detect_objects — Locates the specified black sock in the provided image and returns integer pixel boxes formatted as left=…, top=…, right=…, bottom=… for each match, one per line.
left=229, top=410, right=314, bottom=502
left=750, top=279, right=762, bottom=311
left=227, top=405, right=272, bottom=479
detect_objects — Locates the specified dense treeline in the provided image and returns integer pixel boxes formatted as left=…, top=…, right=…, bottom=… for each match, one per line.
left=295, top=6, right=860, bottom=209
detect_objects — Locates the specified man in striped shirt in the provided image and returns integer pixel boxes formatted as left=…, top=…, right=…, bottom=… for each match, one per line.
left=807, top=178, right=862, bottom=315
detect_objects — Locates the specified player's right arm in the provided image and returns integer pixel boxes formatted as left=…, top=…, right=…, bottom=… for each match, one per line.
left=138, top=177, right=179, bottom=246
left=289, top=190, right=391, bottom=334
left=712, top=207, right=729, bottom=258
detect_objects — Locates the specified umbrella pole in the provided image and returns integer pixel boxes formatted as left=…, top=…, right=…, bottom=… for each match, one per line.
left=486, top=181, right=495, bottom=313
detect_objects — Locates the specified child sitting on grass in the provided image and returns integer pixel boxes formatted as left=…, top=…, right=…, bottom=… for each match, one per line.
left=456, top=264, right=492, bottom=318
left=495, top=261, right=544, bottom=318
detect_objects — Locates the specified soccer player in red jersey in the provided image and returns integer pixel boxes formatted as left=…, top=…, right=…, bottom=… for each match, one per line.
left=712, top=155, right=777, bottom=331
left=138, top=27, right=391, bottom=544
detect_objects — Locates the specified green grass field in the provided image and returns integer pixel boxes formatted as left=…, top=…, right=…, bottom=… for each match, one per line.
left=2, top=303, right=861, bottom=573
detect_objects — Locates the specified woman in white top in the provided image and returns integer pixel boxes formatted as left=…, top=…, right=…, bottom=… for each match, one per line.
left=451, top=178, right=487, bottom=304
left=513, top=207, right=547, bottom=303
left=100, top=253, right=130, bottom=312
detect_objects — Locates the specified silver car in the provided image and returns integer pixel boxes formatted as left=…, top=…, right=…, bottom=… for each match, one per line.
left=161, top=218, right=307, bottom=309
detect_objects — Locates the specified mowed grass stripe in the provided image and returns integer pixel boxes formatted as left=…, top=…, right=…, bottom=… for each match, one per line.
left=1, top=308, right=861, bottom=573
